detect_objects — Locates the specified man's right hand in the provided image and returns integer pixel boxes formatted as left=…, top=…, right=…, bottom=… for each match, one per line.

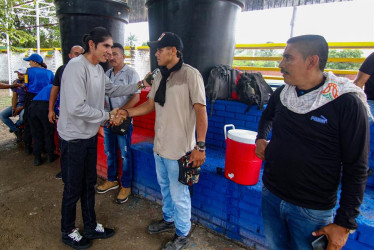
left=13, top=82, right=24, bottom=88
left=48, top=110, right=56, bottom=124
left=110, top=107, right=119, bottom=118
left=313, top=223, right=349, bottom=250
left=255, top=139, right=268, bottom=160
left=111, top=109, right=128, bottom=126
left=105, top=108, right=120, bottom=126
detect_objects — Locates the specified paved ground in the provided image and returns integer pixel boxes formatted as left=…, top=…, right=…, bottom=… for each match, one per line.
left=0, top=119, right=248, bottom=250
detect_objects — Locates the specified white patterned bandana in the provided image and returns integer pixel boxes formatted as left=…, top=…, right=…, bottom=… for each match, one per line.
left=280, top=71, right=373, bottom=119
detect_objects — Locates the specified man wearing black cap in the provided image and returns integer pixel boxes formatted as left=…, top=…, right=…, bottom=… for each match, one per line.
left=113, top=32, right=208, bottom=250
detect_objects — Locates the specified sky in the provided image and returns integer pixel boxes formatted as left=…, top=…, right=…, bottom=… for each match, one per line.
left=125, top=0, right=374, bottom=47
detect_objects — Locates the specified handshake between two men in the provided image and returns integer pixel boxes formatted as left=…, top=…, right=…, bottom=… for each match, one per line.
left=107, top=71, right=154, bottom=126
left=108, top=108, right=131, bottom=126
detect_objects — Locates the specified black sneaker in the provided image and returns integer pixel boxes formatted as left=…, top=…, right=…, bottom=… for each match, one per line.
left=148, top=219, right=175, bottom=234
left=25, top=144, right=32, bottom=155
left=14, top=129, right=22, bottom=143
left=47, top=154, right=59, bottom=163
left=34, top=156, right=42, bottom=166
left=62, top=228, right=91, bottom=249
left=83, top=223, right=115, bottom=239
left=162, top=234, right=190, bottom=250
left=56, top=171, right=62, bottom=179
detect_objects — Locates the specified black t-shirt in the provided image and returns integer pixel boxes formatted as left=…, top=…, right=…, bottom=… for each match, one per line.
left=53, top=64, right=66, bottom=87
left=257, top=86, right=369, bottom=229
left=360, top=52, right=374, bottom=100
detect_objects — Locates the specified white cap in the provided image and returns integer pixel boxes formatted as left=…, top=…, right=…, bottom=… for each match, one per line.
left=227, top=129, right=257, bottom=144
left=14, top=67, right=27, bottom=74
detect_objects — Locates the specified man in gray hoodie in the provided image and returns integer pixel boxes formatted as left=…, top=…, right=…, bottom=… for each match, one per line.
left=57, top=27, right=148, bottom=249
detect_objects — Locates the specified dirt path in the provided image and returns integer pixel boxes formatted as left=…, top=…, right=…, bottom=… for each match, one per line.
left=0, top=121, right=247, bottom=249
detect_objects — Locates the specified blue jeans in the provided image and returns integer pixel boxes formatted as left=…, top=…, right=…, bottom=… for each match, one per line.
left=261, top=185, right=334, bottom=250
left=0, top=105, right=24, bottom=132
left=60, top=136, right=98, bottom=233
left=154, top=153, right=191, bottom=237
left=104, top=125, right=133, bottom=188
left=368, top=100, right=374, bottom=124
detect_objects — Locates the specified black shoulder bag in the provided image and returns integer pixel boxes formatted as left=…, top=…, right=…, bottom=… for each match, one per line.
left=107, top=70, right=132, bottom=135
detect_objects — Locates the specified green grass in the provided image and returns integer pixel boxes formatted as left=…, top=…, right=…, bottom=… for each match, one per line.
left=0, top=96, right=12, bottom=111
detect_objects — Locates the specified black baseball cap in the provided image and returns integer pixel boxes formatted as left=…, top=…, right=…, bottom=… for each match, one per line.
left=148, top=32, right=183, bottom=51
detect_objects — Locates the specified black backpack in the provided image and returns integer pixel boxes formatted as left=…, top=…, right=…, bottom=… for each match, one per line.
left=206, top=65, right=242, bottom=115
left=206, top=65, right=273, bottom=114
left=206, top=65, right=231, bottom=99
left=236, top=72, right=273, bottom=111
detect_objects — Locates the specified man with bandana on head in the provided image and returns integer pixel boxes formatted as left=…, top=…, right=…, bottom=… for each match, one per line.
left=113, top=32, right=208, bottom=250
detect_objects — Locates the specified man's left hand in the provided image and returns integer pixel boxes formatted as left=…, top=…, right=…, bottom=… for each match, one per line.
left=190, top=149, right=205, bottom=168
left=13, top=107, right=23, bottom=116
left=313, top=223, right=349, bottom=250
left=48, top=110, right=56, bottom=123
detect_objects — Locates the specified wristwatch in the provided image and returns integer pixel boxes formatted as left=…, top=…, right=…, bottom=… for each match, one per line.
left=194, top=141, right=206, bottom=151
left=346, top=228, right=356, bottom=234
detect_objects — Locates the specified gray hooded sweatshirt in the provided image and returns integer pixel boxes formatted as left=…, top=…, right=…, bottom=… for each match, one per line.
left=57, top=55, right=138, bottom=141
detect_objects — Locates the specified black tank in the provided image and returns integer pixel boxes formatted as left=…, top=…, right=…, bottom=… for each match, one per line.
left=146, top=0, right=244, bottom=84
left=55, top=0, right=130, bottom=70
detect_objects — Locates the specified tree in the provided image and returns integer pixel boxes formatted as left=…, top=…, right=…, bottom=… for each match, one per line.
left=326, top=49, right=363, bottom=70
left=0, top=0, right=60, bottom=49
left=126, top=33, right=137, bottom=47
left=233, top=43, right=282, bottom=68
left=0, top=0, right=35, bottom=47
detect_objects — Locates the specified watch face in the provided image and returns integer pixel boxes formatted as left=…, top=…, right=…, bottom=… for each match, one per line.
left=197, top=141, right=205, bottom=148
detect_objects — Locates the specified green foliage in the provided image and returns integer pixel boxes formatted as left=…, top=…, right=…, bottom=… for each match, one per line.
left=326, top=49, right=363, bottom=70
left=0, top=0, right=60, bottom=49
left=0, top=0, right=35, bottom=47
left=233, top=48, right=363, bottom=70
left=233, top=47, right=282, bottom=68
left=126, top=33, right=137, bottom=47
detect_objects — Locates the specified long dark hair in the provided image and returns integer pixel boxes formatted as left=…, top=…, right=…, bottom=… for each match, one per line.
left=38, top=61, right=47, bottom=69
left=82, top=27, right=112, bottom=54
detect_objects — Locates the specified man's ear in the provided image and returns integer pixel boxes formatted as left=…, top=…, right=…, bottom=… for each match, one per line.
left=171, top=46, right=178, bottom=56
left=307, top=55, right=320, bottom=70
left=88, top=40, right=94, bottom=50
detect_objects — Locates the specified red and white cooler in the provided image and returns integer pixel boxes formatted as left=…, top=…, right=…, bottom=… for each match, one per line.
left=224, top=124, right=262, bottom=185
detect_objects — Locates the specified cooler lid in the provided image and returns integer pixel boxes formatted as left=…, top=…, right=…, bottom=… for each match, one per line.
left=227, top=129, right=257, bottom=144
